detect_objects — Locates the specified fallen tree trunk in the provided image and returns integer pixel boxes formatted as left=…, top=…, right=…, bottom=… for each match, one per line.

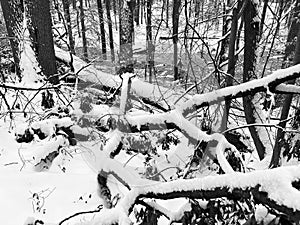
left=54, top=47, right=188, bottom=111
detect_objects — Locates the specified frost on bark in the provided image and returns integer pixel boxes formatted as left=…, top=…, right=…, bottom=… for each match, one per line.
left=25, top=0, right=58, bottom=84
left=242, top=0, right=266, bottom=160
left=0, top=0, right=24, bottom=78
left=118, top=0, right=135, bottom=74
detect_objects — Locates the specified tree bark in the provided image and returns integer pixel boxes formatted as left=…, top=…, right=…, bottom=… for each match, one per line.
left=97, top=0, right=107, bottom=60
left=25, top=0, right=58, bottom=84
left=79, top=0, right=88, bottom=61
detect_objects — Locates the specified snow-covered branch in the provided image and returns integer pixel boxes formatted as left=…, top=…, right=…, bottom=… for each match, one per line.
left=119, top=110, right=238, bottom=173
left=179, top=64, right=300, bottom=115
left=79, top=165, right=300, bottom=225
left=275, top=83, right=300, bottom=94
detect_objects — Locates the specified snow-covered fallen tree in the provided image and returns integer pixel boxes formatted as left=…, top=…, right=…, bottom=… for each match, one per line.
left=77, top=165, right=300, bottom=225
left=5, top=50, right=300, bottom=225
left=14, top=45, right=300, bottom=224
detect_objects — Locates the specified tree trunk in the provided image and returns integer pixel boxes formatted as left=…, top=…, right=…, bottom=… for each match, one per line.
left=146, top=0, right=154, bottom=83
left=72, top=0, right=76, bottom=9
left=113, top=0, right=118, bottom=29
left=270, top=0, right=300, bottom=168
left=105, top=0, right=115, bottom=62
left=135, top=0, right=140, bottom=26
left=76, top=3, right=81, bottom=37
left=218, top=0, right=231, bottom=85
left=25, top=0, right=58, bottom=84
left=259, top=0, right=269, bottom=39
left=242, top=0, right=265, bottom=160
left=62, top=0, right=75, bottom=55
left=97, top=0, right=107, bottom=60
left=118, top=0, right=134, bottom=74
left=53, top=0, right=62, bottom=22
left=0, top=0, right=23, bottom=79
left=166, top=0, right=169, bottom=28
left=221, top=5, right=238, bottom=130
left=79, top=0, right=88, bottom=61
left=195, top=0, right=200, bottom=18
left=172, top=0, right=181, bottom=81
left=140, top=0, right=144, bottom=24
left=236, top=16, right=243, bottom=51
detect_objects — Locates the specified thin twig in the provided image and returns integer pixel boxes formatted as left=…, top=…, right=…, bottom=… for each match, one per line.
left=58, top=205, right=103, bottom=225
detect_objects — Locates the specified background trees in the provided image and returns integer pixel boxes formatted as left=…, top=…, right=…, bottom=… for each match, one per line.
left=2, top=0, right=300, bottom=224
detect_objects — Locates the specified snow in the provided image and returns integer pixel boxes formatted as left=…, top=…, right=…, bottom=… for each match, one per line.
left=276, top=84, right=300, bottom=93
left=255, top=204, right=276, bottom=224
left=1, top=1, right=300, bottom=224
left=0, top=126, right=101, bottom=225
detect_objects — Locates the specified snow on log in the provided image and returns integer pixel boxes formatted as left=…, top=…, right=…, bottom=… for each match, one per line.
left=81, top=165, right=300, bottom=225
left=54, top=47, right=187, bottom=110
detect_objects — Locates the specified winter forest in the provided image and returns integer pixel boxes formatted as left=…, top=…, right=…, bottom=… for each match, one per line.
left=2, top=0, right=300, bottom=224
